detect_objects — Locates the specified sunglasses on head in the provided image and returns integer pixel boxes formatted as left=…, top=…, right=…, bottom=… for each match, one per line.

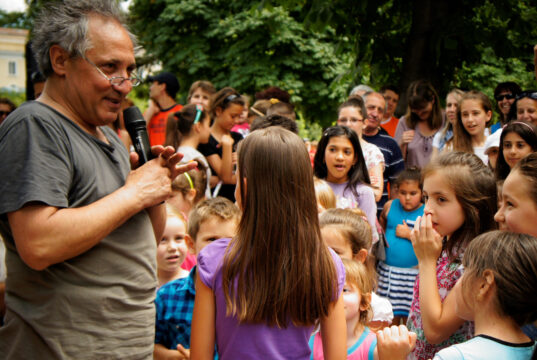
left=516, top=91, right=537, bottom=101
left=494, top=93, right=515, bottom=101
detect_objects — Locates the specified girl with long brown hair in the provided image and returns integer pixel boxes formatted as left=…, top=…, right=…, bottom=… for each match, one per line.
left=191, top=127, right=346, bottom=360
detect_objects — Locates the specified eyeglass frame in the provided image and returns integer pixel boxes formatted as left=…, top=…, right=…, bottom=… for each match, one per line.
left=84, top=57, right=141, bottom=87
left=494, top=93, right=516, bottom=101
left=516, top=91, right=537, bottom=101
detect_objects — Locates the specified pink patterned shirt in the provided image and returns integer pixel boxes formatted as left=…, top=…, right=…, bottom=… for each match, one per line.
left=407, top=250, right=474, bottom=360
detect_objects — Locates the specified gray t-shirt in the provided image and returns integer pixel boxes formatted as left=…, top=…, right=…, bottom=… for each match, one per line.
left=0, top=101, right=156, bottom=359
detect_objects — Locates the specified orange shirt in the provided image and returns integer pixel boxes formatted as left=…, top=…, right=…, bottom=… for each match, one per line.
left=381, top=116, right=399, bottom=138
left=147, top=104, right=183, bottom=146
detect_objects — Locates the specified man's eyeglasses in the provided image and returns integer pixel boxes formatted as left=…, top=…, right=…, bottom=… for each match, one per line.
left=516, top=91, right=537, bottom=101
left=494, top=93, right=515, bottom=101
left=0, top=111, right=11, bottom=117
left=84, top=57, right=141, bottom=87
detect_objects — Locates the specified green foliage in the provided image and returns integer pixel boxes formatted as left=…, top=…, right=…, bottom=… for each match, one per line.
left=0, top=89, right=26, bottom=107
left=0, top=10, right=30, bottom=29
left=130, top=0, right=351, bottom=127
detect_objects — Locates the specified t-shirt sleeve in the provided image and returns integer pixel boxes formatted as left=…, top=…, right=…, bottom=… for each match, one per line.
left=328, top=247, right=346, bottom=296
left=433, top=345, right=464, bottom=360
left=432, top=131, right=442, bottom=149
left=197, top=238, right=230, bottom=290
left=356, top=185, right=379, bottom=241
left=0, top=113, right=72, bottom=213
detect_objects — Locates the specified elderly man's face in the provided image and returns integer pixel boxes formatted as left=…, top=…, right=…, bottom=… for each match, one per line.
left=364, top=93, right=385, bottom=132
left=65, top=15, right=135, bottom=130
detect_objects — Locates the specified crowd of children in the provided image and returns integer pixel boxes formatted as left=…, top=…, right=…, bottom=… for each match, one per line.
left=136, top=76, right=537, bottom=360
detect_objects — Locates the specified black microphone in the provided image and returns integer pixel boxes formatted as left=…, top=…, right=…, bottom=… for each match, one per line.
left=123, top=106, right=155, bottom=165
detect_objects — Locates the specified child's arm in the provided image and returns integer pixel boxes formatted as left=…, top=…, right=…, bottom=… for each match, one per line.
left=410, top=215, right=465, bottom=344
left=154, top=343, right=188, bottom=360
left=190, top=276, right=216, bottom=360
left=204, top=135, right=236, bottom=184
left=369, top=163, right=384, bottom=202
left=379, top=200, right=392, bottom=231
left=320, top=294, right=347, bottom=360
left=375, top=325, right=417, bottom=360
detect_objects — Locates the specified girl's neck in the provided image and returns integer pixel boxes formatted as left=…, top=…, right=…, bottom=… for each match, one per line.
left=472, top=131, right=487, bottom=147
left=474, top=309, right=531, bottom=344
left=211, top=122, right=230, bottom=139
left=180, top=133, right=199, bottom=149
left=346, top=318, right=364, bottom=349
left=157, top=268, right=188, bottom=286
left=417, top=120, right=437, bottom=136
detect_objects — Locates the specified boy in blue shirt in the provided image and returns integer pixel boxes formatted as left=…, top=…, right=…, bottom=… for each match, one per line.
left=154, top=197, right=240, bottom=359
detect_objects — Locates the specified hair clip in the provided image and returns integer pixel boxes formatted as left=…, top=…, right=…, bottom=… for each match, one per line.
left=193, top=104, right=203, bottom=124
left=269, top=98, right=280, bottom=104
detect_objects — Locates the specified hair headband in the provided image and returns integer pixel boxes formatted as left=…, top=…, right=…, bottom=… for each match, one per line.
left=505, top=121, right=535, bottom=133
left=193, top=104, right=203, bottom=124
left=250, top=107, right=264, bottom=117
left=184, top=172, right=194, bottom=190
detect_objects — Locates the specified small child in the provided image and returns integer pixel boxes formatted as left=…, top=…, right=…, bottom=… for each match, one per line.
left=376, top=231, right=537, bottom=360
left=320, top=208, right=394, bottom=331
left=168, top=163, right=209, bottom=218
left=157, top=205, right=190, bottom=287
left=310, top=259, right=378, bottom=359
left=484, top=128, right=502, bottom=171
left=187, top=80, right=216, bottom=110
left=378, top=167, right=424, bottom=324
left=154, top=197, right=240, bottom=360
left=314, top=177, right=337, bottom=213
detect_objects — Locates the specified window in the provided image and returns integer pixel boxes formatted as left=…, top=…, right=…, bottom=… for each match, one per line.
left=8, top=61, right=16, bottom=75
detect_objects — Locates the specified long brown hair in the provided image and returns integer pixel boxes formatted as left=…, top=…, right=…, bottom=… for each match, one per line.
left=453, top=91, right=493, bottom=153
left=422, top=152, right=497, bottom=262
left=404, top=80, right=443, bottom=130
left=222, top=127, right=338, bottom=327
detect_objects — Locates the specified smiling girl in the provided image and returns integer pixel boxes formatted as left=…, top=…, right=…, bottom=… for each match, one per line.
left=495, top=121, right=537, bottom=181
left=451, top=91, right=493, bottom=163
left=198, top=87, right=244, bottom=201
left=314, top=126, right=378, bottom=242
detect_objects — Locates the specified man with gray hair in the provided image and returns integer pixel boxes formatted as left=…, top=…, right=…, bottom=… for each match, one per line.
left=0, top=1, right=194, bottom=358
left=362, top=92, right=404, bottom=216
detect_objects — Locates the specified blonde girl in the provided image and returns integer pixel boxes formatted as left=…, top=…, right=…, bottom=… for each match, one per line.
left=319, top=208, right=394, bottom=331
left=310, top=259, right=378, bottom=359
left=407, top=151, right=497, bottom=359
left=198, top=87, right=245, bottom=201
left=451, top=91, right=493, bottom=163
left=431, top=88, right=465, bottom=159
left=314, top=177, right=337, bottom=213
left=157, top=205, right=189, bottom=287
left=191, top=127, right=346, bottom=360
left=168, top=163, right=208, bottom=218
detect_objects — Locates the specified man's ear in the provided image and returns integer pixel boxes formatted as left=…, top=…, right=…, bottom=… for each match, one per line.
left=49, top=44, right=70, bottom=77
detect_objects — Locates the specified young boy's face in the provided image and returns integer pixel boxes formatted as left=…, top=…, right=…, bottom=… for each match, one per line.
left=187, top=217, right=238, bottom=255
left=397, top=180, right=422, bottom=212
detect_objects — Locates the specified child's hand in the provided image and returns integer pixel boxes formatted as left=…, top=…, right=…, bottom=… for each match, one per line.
left=221, top=134, right=233, bottom=148
left=376, top=325, right=417, bottom=360
left=395, top=221, right=411, bottom=239
left=176, top=344, right=190, bottom=359
left=410, top=214, right=443, bottom=264
left=401, top=130, right=415, bottom=145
